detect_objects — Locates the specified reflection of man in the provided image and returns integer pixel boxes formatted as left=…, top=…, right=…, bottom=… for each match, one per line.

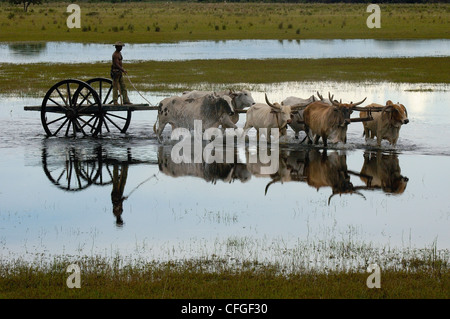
left=111, top=164, right=129, bottom=227
left=111, top=41, right=131, bottom=105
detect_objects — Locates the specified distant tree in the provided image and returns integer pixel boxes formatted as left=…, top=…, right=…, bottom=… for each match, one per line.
left=9, top=0, right=42, bottom=12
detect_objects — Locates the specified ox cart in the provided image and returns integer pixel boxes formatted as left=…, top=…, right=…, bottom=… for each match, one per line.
left=24, top=78, right=158, bottom=137
left=25, top=79, right=381, bottom=138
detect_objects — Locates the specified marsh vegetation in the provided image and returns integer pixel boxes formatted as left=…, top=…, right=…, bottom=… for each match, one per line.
left=0, top=2, right=448, bottom=42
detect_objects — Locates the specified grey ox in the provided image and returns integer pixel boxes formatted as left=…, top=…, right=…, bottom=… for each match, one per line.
left=182, top=89, right=256, bottom=128
left=153, top=94, right=236, bottom=142
left=280, top=94, right=316, bottom=140
left=242, top=94, right=304, bottom=143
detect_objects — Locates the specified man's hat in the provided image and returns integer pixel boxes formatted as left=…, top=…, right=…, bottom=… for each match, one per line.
left=114, top=41, right=125, bottom=47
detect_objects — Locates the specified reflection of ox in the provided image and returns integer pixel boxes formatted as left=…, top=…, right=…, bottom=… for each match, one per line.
left=243, top=94, right=303, bottom=143
left=280, top=95, right=316, bottom=140
left=360, top=100, right=409, bottom=147
left=261, top=149, right=365, bottom=203
left=157, top=147, right=251, bottom=184
left=303, top=93, right=366, bottom=147
left=304, top=150, right=365, bottom=204
left=182, top=89, right=255, bottom=128
left=257, top=150, right=308, bottom=194
left=359, top=151, right=408, bottom=194
left=154, top=94, right=236, bottom=142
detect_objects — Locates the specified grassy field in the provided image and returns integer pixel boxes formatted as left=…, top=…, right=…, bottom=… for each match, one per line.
left=0, top=2, right=449, bottom=43
left=2, top=57, right=449, bottom=96
left=0, top=250, right=448, bottom=299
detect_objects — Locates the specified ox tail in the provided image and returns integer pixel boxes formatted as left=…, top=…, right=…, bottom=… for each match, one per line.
left=153, top=120, right=158, bottom=134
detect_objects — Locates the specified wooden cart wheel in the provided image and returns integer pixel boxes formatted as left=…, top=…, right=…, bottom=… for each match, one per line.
left=42, top=147, right=101, bottom=191
left=40, top=79, right=102, bottom=137
left=86, top=77, right=132, bottom=134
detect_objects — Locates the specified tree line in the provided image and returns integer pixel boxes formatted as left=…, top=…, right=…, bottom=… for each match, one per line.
left=5, top=0, right=447, bottom=13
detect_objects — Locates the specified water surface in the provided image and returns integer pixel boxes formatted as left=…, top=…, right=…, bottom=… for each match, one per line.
left=2, top=39, right=449, bottom=64
left=0, top=81, right=449, bottom=270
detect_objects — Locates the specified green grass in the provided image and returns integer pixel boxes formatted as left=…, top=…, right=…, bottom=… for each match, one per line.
left=0, top=2, right=448, bottom=43
left=2, top=57, right=449, bottom=97
left=0, top=251, right=448, bottom=299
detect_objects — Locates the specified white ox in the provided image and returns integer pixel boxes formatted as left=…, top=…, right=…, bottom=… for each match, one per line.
left=182, top=89, right=255, bottom=128
left=281, top=95, right=316, bottom=140
left=153, top=94, right=236, bottom=142
left=242, top=94, right=303, bottom=143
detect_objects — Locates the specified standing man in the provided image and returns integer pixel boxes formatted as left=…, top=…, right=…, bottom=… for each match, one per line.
left=111, top=41, right=131, bottom=105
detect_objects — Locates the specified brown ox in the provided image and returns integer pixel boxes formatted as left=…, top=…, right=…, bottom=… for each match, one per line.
left=360, top=100, right=409, bottom=147
left=359, top=151, right=409, bottom=194
left=303, top=93, right=366, bottom=147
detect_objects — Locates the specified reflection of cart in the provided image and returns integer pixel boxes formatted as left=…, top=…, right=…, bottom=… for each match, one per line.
left=24, top=78, right=157, bottom=137
left=41, top=144, right=157, bottom=192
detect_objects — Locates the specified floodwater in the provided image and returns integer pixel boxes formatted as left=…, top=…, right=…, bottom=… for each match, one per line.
left=1, top=39, right=449, bottom=63
left=0, top=81, right=449, bottom=271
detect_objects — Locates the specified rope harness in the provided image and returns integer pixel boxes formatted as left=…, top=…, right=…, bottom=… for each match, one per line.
left=125, top=74, right=155, bottom=106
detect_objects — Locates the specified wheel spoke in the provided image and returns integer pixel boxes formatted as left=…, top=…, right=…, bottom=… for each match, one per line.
left=74, top=118, right=87, bottom=136
left=55, top=87, right=69, bottom=107
left=48, top=97, right=68, bottom=110
left=91, top=116, right=99, bottom=133
left=103, top=116, right=111, bottom=132
left=72, top=120, right=77, bottom=137
left=65, top=119, right=72, bottom=137
left=46, top=115, right=67, bottom=126
left=105, top=112, right=128, bottom=121
left=103, top=85, right=113, bottom=104
left=67, top=82, right=73, bottom=108
left=98, top=81, right=103, bottom=103
left=77, top=90, right=93, bottom=109
left=104, top=114, right=123, bottom=131
left=56, top=169, right=66, bottom=184
left=67, top=161, right=73, bottom=189
left=53, top=117, right=70, bottom=136
left=78, top=115, right=98, bottom=131
left=105, top=165, right=113, bottom=181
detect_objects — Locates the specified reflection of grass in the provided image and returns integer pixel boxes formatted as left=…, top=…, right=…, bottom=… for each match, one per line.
left=2, top=57, right=449, bottom=97
left=0, top=243, right=448, bottom=298
left=1, top=2, right=448, bottom=42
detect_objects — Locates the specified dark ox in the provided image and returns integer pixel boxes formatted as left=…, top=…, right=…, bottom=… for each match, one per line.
left=360, top=100, right=409, bottom=147
left=153, top=94, right=235, bottom=142
left=303, top=93, right=366, bottom=147
left=280, top=95, right=316, bottom=140
left=182, top=89, right=256, bottom=128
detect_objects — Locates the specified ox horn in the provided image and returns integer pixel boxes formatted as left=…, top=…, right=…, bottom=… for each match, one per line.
left=265, top=94, right=279, bottom=109
left=329, top=92, right=340, bottom=107
left=350, top=97, right=367, bottom=107
left=328, top=190, right=367, bottom=205
left=317, top=91, right=324, bottom=101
